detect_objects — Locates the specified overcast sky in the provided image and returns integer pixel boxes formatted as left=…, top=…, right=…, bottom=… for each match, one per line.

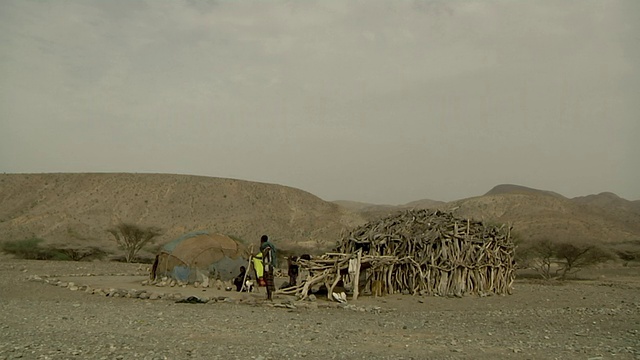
left=1, top=0, right=638, bottom=204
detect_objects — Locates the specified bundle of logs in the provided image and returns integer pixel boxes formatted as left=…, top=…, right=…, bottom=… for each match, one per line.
left=278, top=209, right=516, bottom=300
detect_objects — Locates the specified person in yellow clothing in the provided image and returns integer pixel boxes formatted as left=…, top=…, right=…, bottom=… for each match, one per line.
left=252, top=252, right=265, bottom=286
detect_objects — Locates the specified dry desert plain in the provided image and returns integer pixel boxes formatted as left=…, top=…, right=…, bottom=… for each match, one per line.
left=1, top=257, right=639, bottom=360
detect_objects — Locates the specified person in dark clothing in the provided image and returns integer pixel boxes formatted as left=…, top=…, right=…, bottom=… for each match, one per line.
left=259, top=235, right=277, bottom=300
left=234, top=266, right=248, bottom=292
left=287, top=256, right=299, bottom=287
left=300, top=254, right=311, bottom=261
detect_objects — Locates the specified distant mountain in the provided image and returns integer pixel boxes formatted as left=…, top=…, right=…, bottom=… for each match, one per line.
left=0, top=173, right=366, bottom=255
left=572, top=192, right=640, bottom=216
left=339, top=184, right=640, bottom=246
left=443, top=189, right=640, bottom=244
left=484, top=184, right=566, bottom=199
left=403, top=198, right=447, bottom=209
left=333, top=198, right=446, bottom=222
left=1, top=174, right=638, bottom=259
left=332, top=200, right=382, bottom=211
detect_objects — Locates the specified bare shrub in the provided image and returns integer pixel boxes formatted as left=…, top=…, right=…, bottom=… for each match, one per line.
left=554, top=243, right=613, bottom=279
left=609, top=240, right=640, bottom=265
left=519, top=238, right=613, bottom=280
left=1, top=238, right=68, bottom=260
left=53, top=246, right=109, bottom=261
left=519, top=238, right=556, bottom=279
left=107, top=223, right=162, bottom=263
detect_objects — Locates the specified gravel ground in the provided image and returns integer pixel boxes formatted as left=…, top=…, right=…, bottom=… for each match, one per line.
left=1, top=258, right=639, bottom=360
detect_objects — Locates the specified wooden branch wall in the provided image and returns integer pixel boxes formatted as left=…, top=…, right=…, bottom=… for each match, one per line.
left=278, top=209, right=516, bottom=300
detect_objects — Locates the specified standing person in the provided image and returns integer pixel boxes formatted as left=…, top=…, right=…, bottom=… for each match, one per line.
left=287, top=256, right=299, bottom=287
left=259, top=235, right=277, bottom=301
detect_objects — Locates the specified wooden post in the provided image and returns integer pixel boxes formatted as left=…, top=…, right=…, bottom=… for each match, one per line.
left=241, top=244, right=259, bottom=293
left=352, top=249, right=362, bottom=301
left=328, top=274, right=342, bottom=301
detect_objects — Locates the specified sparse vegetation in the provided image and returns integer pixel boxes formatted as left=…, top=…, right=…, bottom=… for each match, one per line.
left=554, top=242, right=613, bottom=278
left=54, top=246, right=108, bottom=261
left=107, top=223, right=162, bottom=263
left=1, top=238, right=68, bottom=260
left=609, top=240, right=640, bottom=265
left=1, top=238, right=111, bottom=261
left=519, top=238, right=614, bottom=280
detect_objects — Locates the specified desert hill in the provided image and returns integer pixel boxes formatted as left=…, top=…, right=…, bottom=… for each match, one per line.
left=1, top=175, right=638, bottom=260
left=483, top=184, right=566, bottom=199
left=332, top=199, right=446, bottom=222
left=433, top=185, right=639, bottom=244
left=0, top=173, right=366, bottom=255
left=337, top=184, right=640, bottom=246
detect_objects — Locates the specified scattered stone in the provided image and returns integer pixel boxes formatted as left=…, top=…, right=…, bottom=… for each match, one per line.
left=215, top=280, right=224, bottom=290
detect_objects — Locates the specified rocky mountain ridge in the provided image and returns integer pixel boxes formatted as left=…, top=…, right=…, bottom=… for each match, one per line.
left=1, top=175, right=638, bottom=257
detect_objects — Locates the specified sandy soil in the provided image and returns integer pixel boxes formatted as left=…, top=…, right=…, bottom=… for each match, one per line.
left=1, top=258, right=639, bottom=360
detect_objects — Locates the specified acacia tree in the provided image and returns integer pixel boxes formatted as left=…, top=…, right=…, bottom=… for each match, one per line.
left=554, top=242, right=612, bottom=279
left=521, top=238, right=612, bottom=280
left=525, top=238, right=556, bottom=279
left=107, top=223, right=162, bottom=263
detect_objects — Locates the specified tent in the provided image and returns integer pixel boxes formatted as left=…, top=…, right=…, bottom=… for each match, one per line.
left=152, top=231, right=248, bottom=283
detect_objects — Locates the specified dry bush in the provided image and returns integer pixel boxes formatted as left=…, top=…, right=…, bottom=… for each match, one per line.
left=554, top=242, right=613, bottom=279
left=519, top=238, right=614, bottom=280
left=53, top=246, right=109, bottom=261
left=107, top=223, right=162, bottom=263
left=519, top=238, right=556, bottom=279
left=0, top=238, right=67, bottom=260
left=608, top=240, right=640, bottom=265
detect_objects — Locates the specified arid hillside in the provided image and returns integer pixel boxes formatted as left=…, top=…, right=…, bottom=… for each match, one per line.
left=446, top=185, right=640, bottom=244
left=333, top=199, right=446, bottom=222
left=2, top=175, right=638, bottom=260
left=0, top=173, right=366, bottom=255
left=336, top=184, right=640, bottom=247
left=344, top=184, right=640, bottom=246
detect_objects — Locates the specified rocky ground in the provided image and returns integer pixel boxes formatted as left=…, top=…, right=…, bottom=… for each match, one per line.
left=1, top=257, right=639, bottom=360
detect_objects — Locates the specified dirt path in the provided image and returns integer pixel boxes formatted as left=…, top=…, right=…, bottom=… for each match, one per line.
left=1, top=259, right=639, bottom=360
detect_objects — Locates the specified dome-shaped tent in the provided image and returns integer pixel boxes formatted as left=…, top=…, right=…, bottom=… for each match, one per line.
left=152, top=231, right=248, bottom=283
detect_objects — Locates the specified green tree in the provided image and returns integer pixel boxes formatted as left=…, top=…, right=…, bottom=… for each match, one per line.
left=107, top=223, right=162, bottom=263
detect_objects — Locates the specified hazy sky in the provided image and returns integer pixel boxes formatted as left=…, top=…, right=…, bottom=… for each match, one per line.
left=1, top=0, right=638, bottom=204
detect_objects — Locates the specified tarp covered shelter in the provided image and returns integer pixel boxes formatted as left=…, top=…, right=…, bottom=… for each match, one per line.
left=152, top=231, right=248, bottom=283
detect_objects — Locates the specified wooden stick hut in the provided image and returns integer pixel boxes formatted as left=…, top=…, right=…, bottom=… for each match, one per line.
left=279, top=209, right=516, bottom=300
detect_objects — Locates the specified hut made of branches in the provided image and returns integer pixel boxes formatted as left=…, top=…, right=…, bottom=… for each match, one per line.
left=335, top=209, right=516, bottom=297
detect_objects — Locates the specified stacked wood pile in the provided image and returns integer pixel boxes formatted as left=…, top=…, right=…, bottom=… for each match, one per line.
left=279, top=209, right=515, bottom=300
left=277, top=251, right=396, bottom=301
